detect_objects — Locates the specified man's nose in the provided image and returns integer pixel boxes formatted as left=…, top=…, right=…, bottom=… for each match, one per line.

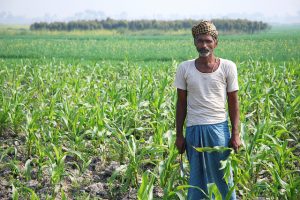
left=199, top=41, right=207, bottom=48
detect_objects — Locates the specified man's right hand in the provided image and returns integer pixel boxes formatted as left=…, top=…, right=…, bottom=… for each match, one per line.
left=175, top=135, right=186, bottom=154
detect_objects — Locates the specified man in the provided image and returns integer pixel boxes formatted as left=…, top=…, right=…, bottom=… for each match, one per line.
left=174, top=21, right=241, bottom=200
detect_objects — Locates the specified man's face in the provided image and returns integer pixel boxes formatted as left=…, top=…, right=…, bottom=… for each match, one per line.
left=194, top=34, right=218, bottom=57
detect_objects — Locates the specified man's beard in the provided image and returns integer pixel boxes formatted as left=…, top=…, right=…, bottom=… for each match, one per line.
left=197, top=48, right=212, bottom=57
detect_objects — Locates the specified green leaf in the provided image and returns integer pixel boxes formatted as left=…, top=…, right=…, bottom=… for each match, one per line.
left=208, top=183, right=222, bottom=200
left=24, top=158, right=32, bottom=180
left=23, top=187, right=40, bottom=200
left=138, top=171, right=155, bottom=200
left=61, top=188, right=67, bottom=200
left=225, top=185, right=236, bottom=200
left=137, top=172, right=148, bottom=199
left=174, top=192, right=185, bottom=200
left=12, top=184, right=19, bottom=200
left=193, top=146, right=232, bottom=153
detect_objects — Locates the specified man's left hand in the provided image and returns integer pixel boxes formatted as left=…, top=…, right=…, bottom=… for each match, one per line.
left=229, top=134, right=242, bottom=153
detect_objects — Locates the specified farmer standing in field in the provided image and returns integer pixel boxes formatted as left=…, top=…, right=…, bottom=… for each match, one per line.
left=174, top=21, right=241, bottom=200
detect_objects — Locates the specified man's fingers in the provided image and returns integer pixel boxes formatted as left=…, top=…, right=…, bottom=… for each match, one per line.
left=179, top=143, right=185, bottom=154
left=233, top=143, right=241, bottom=153
left=175, top=137, right=186, bottom=154
left=229, top=140, right=240, bottom=153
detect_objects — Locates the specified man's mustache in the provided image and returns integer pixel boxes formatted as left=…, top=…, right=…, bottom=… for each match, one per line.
left=197, top=48, right=210, bottom=53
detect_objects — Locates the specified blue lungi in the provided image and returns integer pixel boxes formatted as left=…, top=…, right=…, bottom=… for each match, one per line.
left=185, top=121, right=236, bottom=200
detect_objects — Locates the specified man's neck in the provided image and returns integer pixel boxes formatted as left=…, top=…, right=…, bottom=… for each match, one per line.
left=197, top=55, right=216, bottom=65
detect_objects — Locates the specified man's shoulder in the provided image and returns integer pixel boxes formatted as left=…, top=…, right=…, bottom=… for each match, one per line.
left=177, top=59, right=195, bottom=72
left=220, top=58, right=236, bottom=67
left=220, top=58, right=237, bottom=73
left=178, top=59, right=195, bottom=67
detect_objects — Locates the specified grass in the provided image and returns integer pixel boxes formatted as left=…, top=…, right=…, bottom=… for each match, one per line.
left=0, top=26, right=299, bottom=199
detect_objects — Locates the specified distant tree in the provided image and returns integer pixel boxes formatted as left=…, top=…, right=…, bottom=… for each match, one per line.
left=30, top=22, right=48, bottom=30
left=30, top=18, right=270, bottom=33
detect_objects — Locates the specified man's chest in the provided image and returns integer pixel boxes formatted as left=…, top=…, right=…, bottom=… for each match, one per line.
left=186, top=71, right=227, bottom=93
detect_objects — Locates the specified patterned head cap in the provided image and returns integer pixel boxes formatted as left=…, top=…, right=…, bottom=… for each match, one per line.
left=192, top=20, right=218, bottom=40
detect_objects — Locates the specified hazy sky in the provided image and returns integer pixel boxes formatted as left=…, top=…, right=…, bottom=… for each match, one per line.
left=1, top=0, right=300, bottom=23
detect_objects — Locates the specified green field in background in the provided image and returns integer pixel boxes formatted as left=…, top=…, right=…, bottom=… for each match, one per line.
left=0, top=26, right=299, bottom=63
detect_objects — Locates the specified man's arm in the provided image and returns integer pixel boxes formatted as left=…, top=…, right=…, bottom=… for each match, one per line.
left=175, top=88, right=187, bottom=154
left=227, top=90, right=241, bottom=152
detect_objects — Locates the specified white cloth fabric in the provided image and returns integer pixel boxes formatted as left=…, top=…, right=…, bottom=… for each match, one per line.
left=174, top=58, right=239, bottom=126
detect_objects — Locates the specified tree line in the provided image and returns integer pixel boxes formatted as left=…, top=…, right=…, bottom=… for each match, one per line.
left=30, top=18, right=270, bottom=33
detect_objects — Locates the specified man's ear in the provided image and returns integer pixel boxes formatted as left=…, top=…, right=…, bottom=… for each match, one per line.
left=215, top=39, right=218, bottom=47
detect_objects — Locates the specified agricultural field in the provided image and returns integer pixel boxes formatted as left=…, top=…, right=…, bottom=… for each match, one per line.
left=0, top=26, right=299, bottom=199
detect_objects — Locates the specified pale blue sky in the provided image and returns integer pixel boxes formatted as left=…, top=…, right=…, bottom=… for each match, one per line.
left=1, top=0, right=300, bottom=24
